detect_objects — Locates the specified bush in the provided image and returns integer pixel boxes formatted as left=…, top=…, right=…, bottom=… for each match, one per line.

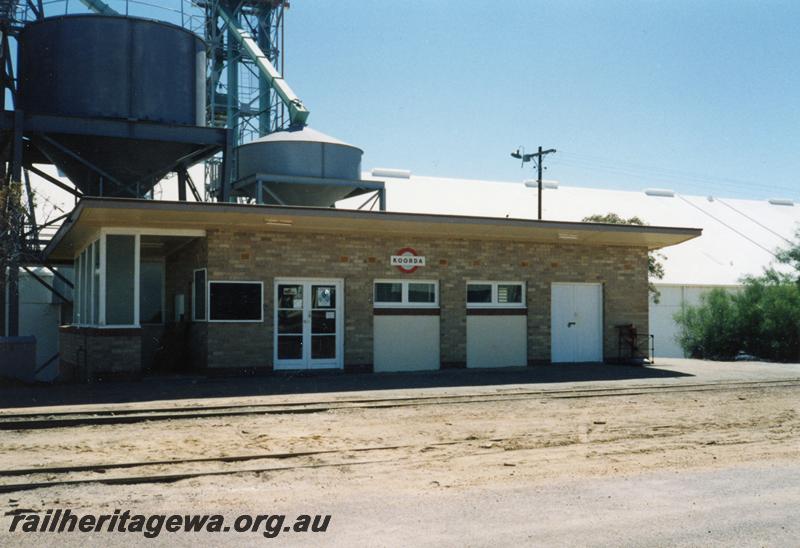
left=675, top=226, right=800, bottom=362
left=675, top=288, right=740, bottom=359
left=745, top=280, right=800, bottom=362
left=675, top=281, right=800, bottom=362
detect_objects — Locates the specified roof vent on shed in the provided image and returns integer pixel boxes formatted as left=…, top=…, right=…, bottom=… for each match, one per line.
left=371, top=168, right=411, bottom=179
left=644, top=188, right=675, bottom=197
left=524, top=179, right=559, bottom=189
left=768, top=198, right=794, bottom=206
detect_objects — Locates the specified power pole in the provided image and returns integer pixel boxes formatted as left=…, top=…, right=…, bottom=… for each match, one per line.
left=511, top=145, right=556, bottom=219
left=534, top=146, right=556, bottom=220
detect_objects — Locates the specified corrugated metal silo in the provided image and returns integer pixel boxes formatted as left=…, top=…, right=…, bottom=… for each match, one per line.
left=18, top=15, right=207, bottom=196
left=235, top=126, right=369, bottom=207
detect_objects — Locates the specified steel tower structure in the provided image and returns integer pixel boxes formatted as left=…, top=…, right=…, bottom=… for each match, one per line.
left=4, top=0, right=306, bottom=200
left=206, top=1, right=288, bottom=141
left=1, top=0, right=309, bottom=335
left=202, top=0, right=309, bottom=199
left=1, top=1, right=43, bottom=338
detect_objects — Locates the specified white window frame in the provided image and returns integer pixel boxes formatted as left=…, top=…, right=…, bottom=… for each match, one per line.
left=102, top=231, right=140, bottom=328
left=73, top=253, right=81, bottom=325
left=192, top=268, right=208, bottom=322
left=207, top=280, right=264, bottom=323
left=466, top=281, right=526, bottom=308
left=90, top=239, right=100, bottom=325
left=70, top=227, right=204, bottom=328
left=72, top=235, right=101, bottom=327
left=373, top=279, right=439, bottom=308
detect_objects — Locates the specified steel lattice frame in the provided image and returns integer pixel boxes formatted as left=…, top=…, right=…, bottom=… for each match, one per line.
left=1, top=1, right=292, bottom=332
left=2, top=0, right=297, bottom=203
left=202, top=0, right=288, bottom=199
left=8, top=1, right=290, bottom=200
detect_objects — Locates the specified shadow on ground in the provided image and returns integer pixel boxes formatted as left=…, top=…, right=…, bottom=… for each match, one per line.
left=0, top=364, right=693, bottom=410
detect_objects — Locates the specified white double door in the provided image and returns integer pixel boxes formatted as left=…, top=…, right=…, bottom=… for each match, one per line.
left=274, top=279, right=343, bottom=370
left=551, top=283, right=603, bottom=363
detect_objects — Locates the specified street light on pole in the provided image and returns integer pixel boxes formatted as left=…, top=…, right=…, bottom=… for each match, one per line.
left=511, top=145, right=556, bottom=220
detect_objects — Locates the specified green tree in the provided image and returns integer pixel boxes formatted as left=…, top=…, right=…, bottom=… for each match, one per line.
left=673, top=228, right=800, bottom=362
left=581, top=213, right=666, bottom=301
left=674, top=288, right=740, bottom=359
left=769, top=227, right=800, bottom=284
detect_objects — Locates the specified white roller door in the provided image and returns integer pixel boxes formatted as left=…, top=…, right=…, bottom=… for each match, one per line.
left=465, top=281, right=527, bottom=368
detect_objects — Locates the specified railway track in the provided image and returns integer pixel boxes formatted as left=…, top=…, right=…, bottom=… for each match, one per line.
left=1, top=378, right=798, bottom=494
left=0, top=442, right=471, bottom=494
left=1, top=378, right=798, bottom=431
left=0, top=425, right=697, bottom=494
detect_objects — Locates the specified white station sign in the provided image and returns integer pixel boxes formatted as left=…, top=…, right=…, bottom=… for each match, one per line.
left=391, top=248, right=426, bottom=273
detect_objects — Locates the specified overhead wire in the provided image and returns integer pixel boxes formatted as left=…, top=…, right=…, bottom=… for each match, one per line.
left=552, top=150, right=798, bottom=196
left=714, top=198, right=793, bottom=245
left=675, top=194, right=779, bottom=259
left=545, top=159, right=790, bottom=255
left=538, top=150, right=794, bottom=260
left=556, top=150, right=761, bottom=187
left=549, top=159, right=757, bottom=197
left=552, top=157, right=787, bottom=195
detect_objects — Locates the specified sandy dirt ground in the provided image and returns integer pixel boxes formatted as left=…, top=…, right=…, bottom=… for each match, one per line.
left=1, top=361, right=799, bottom=545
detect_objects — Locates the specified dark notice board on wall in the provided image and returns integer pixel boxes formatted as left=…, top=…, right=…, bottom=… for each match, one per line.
left=208, top=282, right=262, bottom=321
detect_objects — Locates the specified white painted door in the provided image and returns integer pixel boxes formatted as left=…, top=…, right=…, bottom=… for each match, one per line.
left=551, top=283, right=603, bottom=363
left=274, top=279, right=343, bottom=370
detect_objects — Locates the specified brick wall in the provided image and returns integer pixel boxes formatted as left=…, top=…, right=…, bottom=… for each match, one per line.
left=190, top=229, right=649, bottom=369
left=59, top=326, right=142, bottom=380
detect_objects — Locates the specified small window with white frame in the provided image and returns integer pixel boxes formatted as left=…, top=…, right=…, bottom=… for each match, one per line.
left=466, top=281, right=526, bottom=308
left=374, top=280, right=439, bottom=308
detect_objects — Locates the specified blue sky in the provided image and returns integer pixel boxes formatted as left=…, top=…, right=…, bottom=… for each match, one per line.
left=281, top=1, right=799, bottom=199
left=31, top=0, right=800, bottom=200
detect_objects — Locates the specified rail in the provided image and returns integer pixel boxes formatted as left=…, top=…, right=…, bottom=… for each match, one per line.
left=2, top=378, right=798, bottom=430
left=1, top=378, right=798, bottom=494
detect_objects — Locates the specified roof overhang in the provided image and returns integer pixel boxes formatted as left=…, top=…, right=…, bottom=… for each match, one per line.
left=44, top=198, right=702, bottom=262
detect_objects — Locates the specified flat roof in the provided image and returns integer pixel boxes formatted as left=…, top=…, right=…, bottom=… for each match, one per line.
left=44, top=197, right=702, bottom=262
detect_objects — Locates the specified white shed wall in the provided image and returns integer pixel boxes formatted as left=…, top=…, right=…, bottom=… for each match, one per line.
left=4, top=269, right=69, bottom=381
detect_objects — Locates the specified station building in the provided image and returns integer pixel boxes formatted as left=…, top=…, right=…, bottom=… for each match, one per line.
left=44, top=197, right=700, bottom=378
left=351, top=173, right=800, bottom=358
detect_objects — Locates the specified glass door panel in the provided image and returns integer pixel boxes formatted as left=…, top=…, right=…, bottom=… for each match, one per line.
left=310, top=285, right=337, bottom=361
left=275, top=280, right=342, bottom=369
left=276, top=284, right=304, bottom=362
